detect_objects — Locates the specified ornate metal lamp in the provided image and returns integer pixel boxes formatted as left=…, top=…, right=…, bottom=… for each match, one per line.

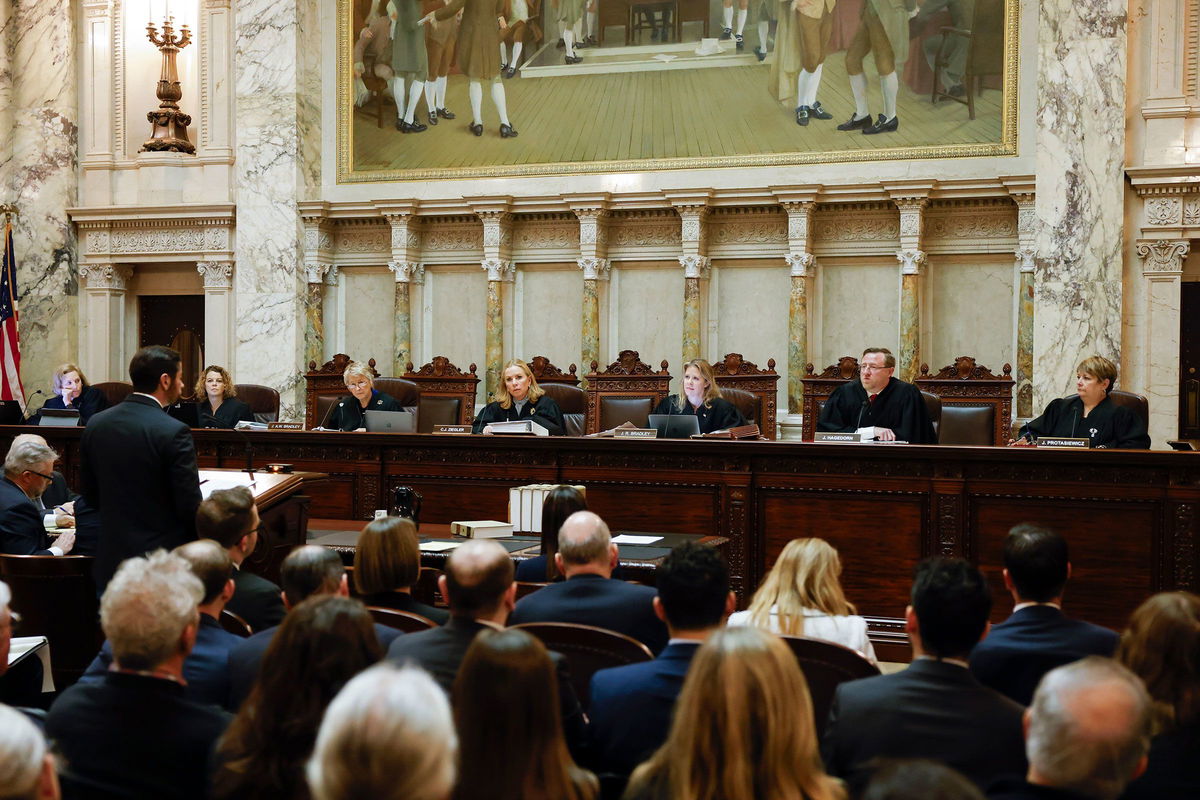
left=141, top=15, right=194, bottom=154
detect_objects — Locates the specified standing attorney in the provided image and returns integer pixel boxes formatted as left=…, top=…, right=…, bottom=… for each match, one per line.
left=817, top=347, right=937, bottom=443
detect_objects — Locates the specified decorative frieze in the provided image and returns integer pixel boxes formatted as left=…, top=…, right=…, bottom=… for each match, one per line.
left=1145, top=197, right=1183, bottom=226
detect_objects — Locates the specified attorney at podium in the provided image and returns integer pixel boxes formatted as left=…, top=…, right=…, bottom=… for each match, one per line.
left=472, top=359, right=565, bottom=435
left=817, top=347, right=937, bottom=444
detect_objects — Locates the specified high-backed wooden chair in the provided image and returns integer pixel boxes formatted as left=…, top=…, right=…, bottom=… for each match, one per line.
left=92, top=381, right=134, bottom=409
left=305, top=354, right=376, bottom=428
left=916, top=357, right=1014, bottom=446
left=512, top=622, right=653, bottom=709
left=931, top=0, right=1005, bottom=120
left=584, top=351, right=672, bottom=434
left=1109, top=389, right=1150, bottom=432
left=233, top=384, right=281, bottom=423
left=414, top=566, right=444, bottom=607
left=779, top=635, right=881, bottom=741
left=528, top=356, right=587, bottom=436
left=372, top=377, right=422, bottom=408
left=403, top=357, right=480, bottom=430
left=711, top=353, right=781, bottom=439
left=800, top=357, right=860, bottom=441
left=922, top=391, right=943, bottom=441
left=366, top=606, right=439, bottom=633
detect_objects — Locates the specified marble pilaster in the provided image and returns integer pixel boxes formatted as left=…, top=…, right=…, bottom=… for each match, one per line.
left=893, top=196, right=928, bottom=384
left=1032, top=0, right=1126, bottom=409
left=197, top=261, right=234, bottom=369
left=667, top=195, right=711, bottom=365
left=79, top=264, right=132, bottom=382
left=1136, top=239, right=1189, bottom=445
left=303, top=263, right=329, bottom=370
left=577, top=256, right=610, bottom=379
left=1009, top=190, right=1038, bottom=420
left=472, top=203, right=513, bottom=397
left=568, top=199, right=611, bottom=377
left=778, top=197, right=818, bottom=417
left=388, top=261, right=421, bottom=373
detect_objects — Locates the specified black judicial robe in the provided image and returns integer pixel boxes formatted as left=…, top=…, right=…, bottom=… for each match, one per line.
left=817, top=377, right=938, bottom=444
left=196, top=397, right=255, bottom=429
left=325, top=391, right=404, bottom=431
left=472, top=394, right=565, bottom=435
left=1019, top=395, right=1150, bottom=449
left=652, top=395, right=747, bottom=434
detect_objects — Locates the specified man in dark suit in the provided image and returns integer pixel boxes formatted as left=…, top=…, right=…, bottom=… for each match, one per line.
left=587, top=542, right=735, bottom=780
left=970, top=524, right=1119, bottom=706
left=81, top=345, right=202, bottom=590
left=227, top=545, right=401, bottom=707
left=508, top=511, right=667, bottom=654
left=823, top=557, right=1026, bottom=791
left=46, top=550, right=231, bottom=800
left=0, top=437, right=75, bottom=556
left=196, top=485, right=285, bottom=632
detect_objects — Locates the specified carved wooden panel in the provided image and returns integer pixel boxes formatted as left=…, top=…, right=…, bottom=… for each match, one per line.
left=402, top=357, right=480, bottom=427
left=915, top=357, right=1015, bottom=446
left=800, top=357, right=859, bottom=441
left=711, top=353, right=781, bottom=440
left=584, top=350, right=673, bottom=434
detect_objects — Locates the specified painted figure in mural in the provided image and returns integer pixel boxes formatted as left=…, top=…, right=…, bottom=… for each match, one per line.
left=720, top=0, right=750, bottom=50
left=352, top=1, right=395, bottom=108
left=914, top=0, right=975, bottom=98
left=751, top=0, right=777, bottom=61
left=790, top=0, right=836, bottom=125
left=499, top=0, right=540, bottom=77
left=423, top=0, right=461, bottom=125
left=434, top=0, right=519, bottom=137
left=389, top=0, right=439, bottom=133
left=553, top=0, right=585, bottom=64
left=836, top=0, right=917, bottom=135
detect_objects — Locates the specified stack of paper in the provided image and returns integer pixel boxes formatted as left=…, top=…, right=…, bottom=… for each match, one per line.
left=508, top=484, right=586, bottom=532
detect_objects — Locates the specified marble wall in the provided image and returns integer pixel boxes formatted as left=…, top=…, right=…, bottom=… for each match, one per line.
left=424, top=269, right=487, bottom=379
left=819, top=261, right=899, bottom=368
left=340, top=268, right=394, bottom=369
left=928, top=257, right=1016, bottom=372
left=514, top=267, right=583, bottom=371
left=613, top=266, right=684, bottom=382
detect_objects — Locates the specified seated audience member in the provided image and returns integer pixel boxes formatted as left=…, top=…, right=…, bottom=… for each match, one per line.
left=587, top=542, right=734, bottom=780
left=80, top=539, right=242, bottom=709
left=0, top=437, right=75, bottom=556
left=989, top=657, right=1152, bottom=800
left=354, top=516, right=449, bottom=624
left=195, top=365, right=255, bottom=429
left=970, top=524, right=1118, bottom=705
left=0, top=581, right=45, bottom=712
left=515, top=484, right=588, bottom=582
left=11, top=434, right=77, bottom=531
left=45, top=551, right=231, bottom=800
left=212, top=595, right=384, bottom=800
left=651, top=358, right=748, bottom=434
left=1116, top=592, right=1200, bottom=800
left=508, top=511, right=667, bottom=654
left=625, top=626, right=845, bottom=800
left=30, top=362, right=108, bottom=425
left=306, top=663, right=457, bottom=800
left=729, top=537, right=877, bottom=664
left=453, top=629, right=598, bottom=800
left=823, top=558, right=1026, bottom=791
left=858, top=759, right=985, bottom=800
left=323, top=361, right=403, bottom=431
left=0, top=704, right=60, bottom=800
left=817, top=347, right=937, bottom=444
left=227, top=545, right=400, bottom=707
left=195, top=486, right=285, bottom=632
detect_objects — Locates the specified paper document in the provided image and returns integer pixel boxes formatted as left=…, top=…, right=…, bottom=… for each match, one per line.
left=198, top=471, right=257, bottom=499
left=419, top=541, right=461, bottom=552
left=9, top=637, right=54, bottom=692
left=612, top=534, right=663, bottom=545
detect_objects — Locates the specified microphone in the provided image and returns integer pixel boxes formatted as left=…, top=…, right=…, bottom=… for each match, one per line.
left=1070, top=406, right=1079, bottom=438
left=229, top=425, right=256, bottom=477
left=22, top=390, right=45, bottom=422
left=316, top=398, right=339, bottom=431
left=855, top=398, right=870, bottom=430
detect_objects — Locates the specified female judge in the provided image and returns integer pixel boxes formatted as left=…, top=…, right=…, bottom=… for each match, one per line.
left=472, top=359, right=565, bottom=435
left=652, top=359, right=747, bottom=434
left=325, top=361, right=404, bottom=431
left=38, top=363, right=108, bottom=424
left=1012, top=356, right=1151, bottom=449
left=195, top=365, right=255, bottom=429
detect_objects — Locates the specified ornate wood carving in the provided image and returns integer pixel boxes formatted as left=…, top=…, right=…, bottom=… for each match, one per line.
left=916, top=357, right=1014, bottom=446
left=711, top=353, right=781, bottom=440
left=402, top=357, right=481, bottom=427
left=526, top=355, right=580, bottom=386
left=799, top=357, right=859, bottom=440
left=583, top=351, right=673, bottom=434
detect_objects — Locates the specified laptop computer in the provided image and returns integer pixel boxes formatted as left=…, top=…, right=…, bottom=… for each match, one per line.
left=647, top=414, right=701, bottom=439
left=38, top=408, right=81, bottom=427
left=167, top=401, right=200, bottom=427
left=365, top=409, right=417, bottom=433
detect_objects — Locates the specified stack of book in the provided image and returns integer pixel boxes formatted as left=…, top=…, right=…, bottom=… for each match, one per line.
left=508, top=483, right=586, bottom=532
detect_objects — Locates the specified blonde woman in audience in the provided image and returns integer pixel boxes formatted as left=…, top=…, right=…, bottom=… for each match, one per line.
left=0, top=704, right=60, bottom=800
left=624, top=625, right=845, bottom=800
left=307, top=663, right=457, bottom=800
left=729, top=537, right=877, bottom=664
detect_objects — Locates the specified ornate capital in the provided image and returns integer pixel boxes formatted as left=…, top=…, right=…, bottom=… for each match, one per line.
left=196, top=261, right=233, bottom=289
left=577, top=257, right=610, bottom=281
left=305, top=263, right=330, bottom=285
left=481, top=258, right=515, bottom=282
left=388, top=261, right=422, bottom=283
left=1014, top=247, right=1037, bottom=273
left=896, top=249, right=927, bottom=275
left=80, top=263, right=133, bottom=290
left=785, top=252, right=815, bottom=277
left=679, top=254, right=711, bottom=280
left=410, top=263, right=425, bottom=285
left=324, top=265, right=341, bottom=286
left=1136, top=239, right=1190, bottom=274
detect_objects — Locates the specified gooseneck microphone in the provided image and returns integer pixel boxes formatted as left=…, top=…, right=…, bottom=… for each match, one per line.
left=22, top=389, right=45, bottom=422
left=855, top=398, right=870, bottom=431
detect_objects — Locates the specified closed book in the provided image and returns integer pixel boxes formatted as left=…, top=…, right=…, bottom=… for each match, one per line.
left=451, top=520, right=514, bottom=538
left=488, top=420, right=549, bottom=436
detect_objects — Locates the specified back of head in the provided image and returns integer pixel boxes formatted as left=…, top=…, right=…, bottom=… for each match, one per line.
left=307, top=663, right=457, bottom=800
left=281, top=545, right=346, bottom=607
left=556, top=511, right=611, bottom=569
left=443, top=539, right=514, bottom=617
left=910, top=557, right=991, bottom=660
left=354, top=516, right=421, bottom=595
left=128, top=345, right=181, bottom=393
left=3, top=437, right=57, bottom=479
left=858, top=759, right=984, bottom=800
left=258, top=595, right=382, bottom=702
left=748, top=538, right=854, bottom=634
left=1027, top=657, right=1153, bottom=800
left=539, top=486, right=588, bottom=581
left=100, top=550, right=203, bottom=671
left=173, top=539, right=233, bottom=605
left=0, top=705, right=50, bottom=800
left=656, top=542, right=730, bottom=631
left=1003, top=524, right=1069, bottom=602
left=195, top=486, right=256, bottom=549
left=1117, top=591, right=1200, bottom=728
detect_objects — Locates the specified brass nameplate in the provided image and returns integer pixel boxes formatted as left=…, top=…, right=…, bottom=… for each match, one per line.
left=268, top=422, right=304, bottom=430
left=434, top=424, right=471, bottom=435
left=1036, top=437, right=1090, bottom=449
left=814, top=431, right=863, bottom=443
left=614, top=428, right=658, bottom=439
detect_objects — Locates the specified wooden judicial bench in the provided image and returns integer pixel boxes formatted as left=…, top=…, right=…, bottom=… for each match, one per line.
left=17, top=425, right=1200, bottom=663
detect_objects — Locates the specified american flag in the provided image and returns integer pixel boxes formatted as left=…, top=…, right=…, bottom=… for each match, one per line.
left=0, top=219, right=26, bottom=407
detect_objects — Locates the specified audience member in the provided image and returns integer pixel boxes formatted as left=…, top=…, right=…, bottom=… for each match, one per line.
left=0, top=704, right=60, bottom=800
left=212, top=595, right=384, bottom=800
left=970, top=524, right=1118, bottom=705
left=0, top=437, right=75, bottom=556
left=823, top=558, right=1025, bottom=790
left=509, top=511, right=666, bottom=653
left=354, top=516, right=449, bottom=624
left=80, top=539, right=242, bottom=709
left=227, top=545, right=400, bottom=707
left=306, top=663, right=457, bottom=800
left=453, top=628, right=598, bottom=800
left=858, top=759, right=985, bottom=800
left=989, top=657, right=1152, bottom=800
left=0, top=580, right=45, bottom=712
left=624, top=626, right=845, bottom=800
left=45, top=551, right=231, bottom=800
left=196, top=486, right=285, bottom=632
left=729, top=537, right=876, bottom=663
left=588, top=542, right=734, bottom=780
left=515, top=484, right=588, bottom=582
left=1116, top=592, right=1200, bottom=800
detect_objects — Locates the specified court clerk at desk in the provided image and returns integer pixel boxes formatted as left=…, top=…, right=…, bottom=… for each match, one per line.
left=473, top=359, right=565, bottom=435
left=324, top=361, right=404, bottom=431
left=651, top=358, right=748, bottom=434
left=816, top=347, right=938, bottom=443
left=193, top=365, right=255, bottom=429
left=1010, top=355, right=1151, bottom=449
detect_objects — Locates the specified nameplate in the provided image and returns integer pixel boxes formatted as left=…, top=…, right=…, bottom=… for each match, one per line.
left=814, top=431, right=863, bottom=443
left=614, top=428, right=658, bottom=439
left=433, top=425, right=471, bottom=435
left=1036, top=437, right=1090, bottom=449
left=268, top=422, right=304, bottom=431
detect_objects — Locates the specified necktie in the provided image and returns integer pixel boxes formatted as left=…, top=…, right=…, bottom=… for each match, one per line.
left=869, top=394, right=878, bottom=404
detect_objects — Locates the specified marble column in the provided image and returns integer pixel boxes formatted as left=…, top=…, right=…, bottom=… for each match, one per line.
left=578, top=257, right=610, bottom=377
left=785, top=252, right=814, bottom=414
left=668, top=199, right=710, bottom=365
left=197, top=261, right=235, bottom=369
left=568, top=201, right=611, bottom=378
left=482, top=258, right=515, bottom=397
left=303, top=264, right=329, bottom=370
left=894, top=198, right=928, bottom=384
left=388, top=261, right=421, bottom=372
left=79, top=264, right=132, bottom=382
left=1032, top=0, right=1126, bottom=409
left=1136, top=239, right=1189, bottom=444
left=1010, top=191, right=1038, bottom=420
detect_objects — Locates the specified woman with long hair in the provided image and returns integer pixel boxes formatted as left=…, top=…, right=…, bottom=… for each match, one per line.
left=211, top=596, right=384, bottom=800
left=453, top=628, right=596, bottom=800
left=729, top=537, right=876, bottom=664
left=354, top=516, right=449, bottom=623
left=514, top=484, right=588, bottom=582
left=651, top=358, right=747, bottom=434
left=624, top=626, right=845, bottom=800
left=472, top=358, right=565, bottom=435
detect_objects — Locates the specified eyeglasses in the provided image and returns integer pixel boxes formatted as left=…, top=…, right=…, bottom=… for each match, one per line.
left=24, top=469, right=54, bottom=481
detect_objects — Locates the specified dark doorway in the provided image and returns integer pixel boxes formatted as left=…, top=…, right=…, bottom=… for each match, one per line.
left=139, top=295, right=205, bottom=399
left=1182, top=282, right=1200, bottom=439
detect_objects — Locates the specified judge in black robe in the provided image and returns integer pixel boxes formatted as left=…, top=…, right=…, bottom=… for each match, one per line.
left=818, top=377, right=938, bottom=444
left=326, top=390, right=404, bottom=431
left=1019, top=396, right=1149, bottom=449
left=472, top=359, right=566, bottom=435
left=652, top=394, right=747, bottom=434
left=197, top=397, right=255, bottom=429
